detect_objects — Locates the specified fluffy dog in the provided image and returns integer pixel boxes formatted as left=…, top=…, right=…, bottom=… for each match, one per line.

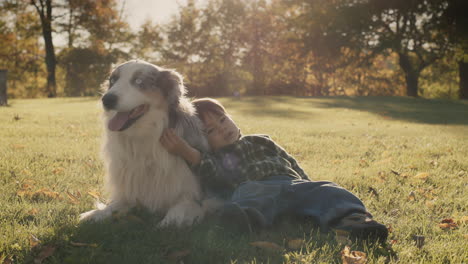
left=80, top=60, right=214, bottom=226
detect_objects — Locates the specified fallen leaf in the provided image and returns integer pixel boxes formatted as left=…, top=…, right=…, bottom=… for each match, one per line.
left=457, top=216, right=468, bottom=225
left=32, top=189, right=60, bottom=200
left=87, top=191, right=101, bottom=199
left=341, top=246, right=367, bottom=264
left=34, top=245, right=56, bottom=264
left=414, top=172, right=429, bottom=180
left=70, top=241, right=98, bottom=248
left=12, top=144, right=25, bottom=150
left=52, top=167, right=64, bottom=174
left=287, top=239, right=305, bottom=250
left=27, top=208, right=39, bottom=215
left=439, top=218, right=458, bottom=230
left=250, top=241, right=284, bottom=252
left=30, top=234, right=41, bottom=248
left=66, top=191, right=80, bottom=204
left=359, top=159, right=369, bottom=167
left=166, top=249, right=190, bottom=261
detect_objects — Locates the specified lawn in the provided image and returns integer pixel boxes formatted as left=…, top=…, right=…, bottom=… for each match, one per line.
left=1, top=96, right=467, bottom=263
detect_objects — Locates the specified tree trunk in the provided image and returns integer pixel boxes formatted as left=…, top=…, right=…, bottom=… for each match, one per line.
left=398, top=52, right=420, bottom=97
left=33, top=0, right=57, bottom=98
left=459, top=60, right=468, bottom=100
left=0, top=70, right=7, bottom=106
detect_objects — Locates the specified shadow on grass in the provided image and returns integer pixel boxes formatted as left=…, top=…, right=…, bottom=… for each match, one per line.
left=220, top=96, right=468, bottom=125
left=224, top=97, right=316, bottom=120
left=24, top=209, right=395, bottom=264
left=307, top=96, right=468, bottom=125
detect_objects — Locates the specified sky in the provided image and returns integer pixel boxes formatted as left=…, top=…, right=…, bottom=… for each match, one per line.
left=122, top=0, right=190, bottom=29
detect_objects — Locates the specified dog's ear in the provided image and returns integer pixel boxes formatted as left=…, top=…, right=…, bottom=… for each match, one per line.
left=156, top=70, right=186, bottom=108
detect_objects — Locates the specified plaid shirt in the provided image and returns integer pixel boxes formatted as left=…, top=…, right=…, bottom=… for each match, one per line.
left=192, top=135, right=309, bottom=190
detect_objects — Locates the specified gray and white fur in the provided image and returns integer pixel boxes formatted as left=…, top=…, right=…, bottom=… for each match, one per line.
left=79, top=60, right=219, bottom=226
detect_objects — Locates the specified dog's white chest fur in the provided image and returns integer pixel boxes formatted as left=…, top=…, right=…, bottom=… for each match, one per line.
left=105, top=130, right=201, bottom=213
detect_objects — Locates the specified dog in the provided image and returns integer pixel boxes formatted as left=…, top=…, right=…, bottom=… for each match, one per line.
left=80, top=60, right=217, bottom=226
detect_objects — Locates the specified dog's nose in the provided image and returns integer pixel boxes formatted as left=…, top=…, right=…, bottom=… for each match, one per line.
left=102, top=93, right=118, bottom=110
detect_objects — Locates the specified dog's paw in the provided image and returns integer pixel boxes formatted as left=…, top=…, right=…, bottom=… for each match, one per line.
left=79, top=209, right=111, bottom=222
left=157, top=200, right=204, bottom=228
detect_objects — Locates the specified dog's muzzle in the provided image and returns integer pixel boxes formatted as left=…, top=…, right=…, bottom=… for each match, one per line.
left=102, top=93, right=118, bottom=110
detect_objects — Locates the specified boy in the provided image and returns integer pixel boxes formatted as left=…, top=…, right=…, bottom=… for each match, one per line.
left=160, top=98, right=388, bottom=242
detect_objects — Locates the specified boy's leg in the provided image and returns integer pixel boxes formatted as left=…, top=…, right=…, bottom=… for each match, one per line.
left=289, top=180, right=388, bottom=242
left=222, top=176, right=296, bottom=231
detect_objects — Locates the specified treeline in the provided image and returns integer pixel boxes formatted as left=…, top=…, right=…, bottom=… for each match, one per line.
left=0, top=0, right=467, bottom=99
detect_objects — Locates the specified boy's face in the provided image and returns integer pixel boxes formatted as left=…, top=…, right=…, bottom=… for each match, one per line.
left=202, top=112, right=240, bottom=151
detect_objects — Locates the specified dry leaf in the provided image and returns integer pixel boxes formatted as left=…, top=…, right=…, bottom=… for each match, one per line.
left=457, top=216, right=468, bottom=225
left=414, top=172, right=429, bottom=180
left=439, top=218, right=458, bottom=230
left=341, top=246, right=367, bottom=264
left=287, top=239, right=305, bottom=250
left=359, top=159, right=369, bottom=167
left=66, top=191, right=80, bottom=204
left=70, top=241, right=98, bottom=248
left=52, top=167, right=64, bottom=174
left=33, top=189, right=60, bottom=200
left=29, top=234, right=41, bottom=248
left=166, top=249, right=191, bottom=261
left=27, top=208, right=39, bottom=216
left=34, top=245, right=56, bottom=264
left=250, top=241, right=284, bottom=252
left=87, top=191, right=101, bottom=199
left=12, top=144, right=26, bottom=149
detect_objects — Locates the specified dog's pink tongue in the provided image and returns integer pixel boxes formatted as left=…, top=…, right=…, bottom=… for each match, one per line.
left=108, top=111, right=130, bottom=131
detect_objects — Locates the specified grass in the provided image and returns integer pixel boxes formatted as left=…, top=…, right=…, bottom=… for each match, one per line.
left=1, top=96, right=467, bottom=264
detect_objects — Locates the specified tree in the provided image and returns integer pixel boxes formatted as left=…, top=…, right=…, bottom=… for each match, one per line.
left=357, top=0, right=451, bottom=97
left=31, top=0, right=57, bottom=97
left=443, top=0, right=468, bottom=99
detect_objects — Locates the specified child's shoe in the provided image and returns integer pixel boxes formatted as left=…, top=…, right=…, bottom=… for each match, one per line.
left=219, top=203, right=252, bottom=233
left=332, top=212, right=388, bottom=243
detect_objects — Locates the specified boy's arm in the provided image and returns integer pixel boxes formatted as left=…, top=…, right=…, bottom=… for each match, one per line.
left=160, top=128, right=201, bottom=166
left=255, top=135, right=310, bottom=180
left=160, top=129, right=226, bottom=181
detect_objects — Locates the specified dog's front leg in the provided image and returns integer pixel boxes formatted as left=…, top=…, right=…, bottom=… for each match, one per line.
left=158, top=198, right=204, bottom=227
left=79, top=199, right=130, bottom=222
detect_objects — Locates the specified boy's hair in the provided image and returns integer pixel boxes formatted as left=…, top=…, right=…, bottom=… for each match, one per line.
left=192, top=98, right=227, bottom=122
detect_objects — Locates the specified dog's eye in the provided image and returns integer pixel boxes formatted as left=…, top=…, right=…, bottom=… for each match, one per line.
left=135, top=78, right=143, bottom=85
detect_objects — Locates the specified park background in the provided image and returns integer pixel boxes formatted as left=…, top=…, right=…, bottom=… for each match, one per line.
left=1, top=1, right=468, bottom=263
left=0, top=0, right=467, bottom=101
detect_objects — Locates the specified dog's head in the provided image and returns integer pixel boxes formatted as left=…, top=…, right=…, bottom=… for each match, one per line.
left=101, top=60, right=185, bottom=132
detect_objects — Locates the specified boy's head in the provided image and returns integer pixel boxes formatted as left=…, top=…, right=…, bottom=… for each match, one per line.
left=193, top=98, right=240, bottom=151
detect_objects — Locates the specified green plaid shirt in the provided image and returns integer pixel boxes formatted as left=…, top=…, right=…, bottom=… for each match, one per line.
left=192, top=135, right=309, bottom=189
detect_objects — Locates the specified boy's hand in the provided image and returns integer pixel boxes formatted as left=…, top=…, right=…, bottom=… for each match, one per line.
left=160, top=128, right=201, bottom=166
left=160, top=128, right=189, bottom=156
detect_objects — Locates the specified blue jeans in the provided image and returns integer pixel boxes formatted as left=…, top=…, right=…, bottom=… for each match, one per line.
left=227, top=176, right=368, bottom=231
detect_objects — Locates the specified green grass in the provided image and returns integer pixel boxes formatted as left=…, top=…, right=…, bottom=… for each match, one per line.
left=1, top=96, right=467, bottom=263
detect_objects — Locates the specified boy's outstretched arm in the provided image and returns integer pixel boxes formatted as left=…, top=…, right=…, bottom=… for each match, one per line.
left=160, top=128, right=201, bottom=166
